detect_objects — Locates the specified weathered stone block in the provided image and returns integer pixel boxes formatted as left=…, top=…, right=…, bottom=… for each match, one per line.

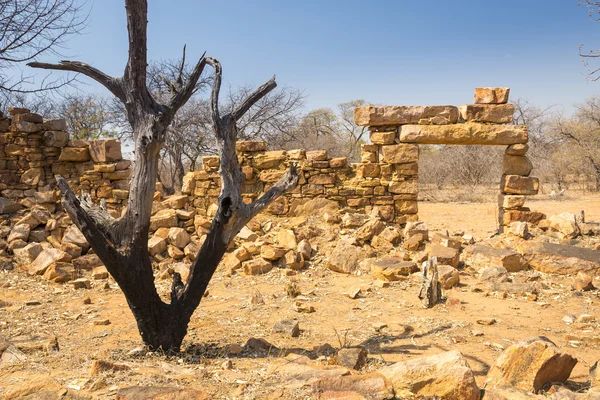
left=329, top=157, right=347, bottom=168
left=202, top=155, right=220, bottom=171
left=399, top=123, right=528, bottom=145
left=355, top=163, right=380, bottom=178
left=354, top=105, right=458, bottom=126
left=518, top=241, right=600, bottom=274
left=306, top=150, right=328, bottom=161
left=381, top=144, right=419, bottom=164
left=20, top=167, right=44, bottom=186
left=502, top=155, right=533, bottom=176
left=474, top=87, right=510, bottom=104
left=505, top=143, right=529, bottom=155
left=501, top=175, right=539, bottom=195
left=43, top=131, right=70, bottom=147
left=236, top=140, right=266, bottom=152
left=502, top=209, right=545, bottom=226
left=388, top=180, right=418, bottom=194
left=59, top=147, right=90, bottom=162
left=498, top=194, right=525, bottom=209
left=370, top=131, right=396, bottom=145
left=394, top=200, right=418, bottom=214
left=253, top=151, right=285, bottom=169
left=89, top=139, right=122, bottom=162
left=459, top=104, right=515, bottom=123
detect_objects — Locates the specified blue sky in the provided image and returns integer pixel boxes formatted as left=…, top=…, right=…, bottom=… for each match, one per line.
left=48, top=0, right=600, bottom=113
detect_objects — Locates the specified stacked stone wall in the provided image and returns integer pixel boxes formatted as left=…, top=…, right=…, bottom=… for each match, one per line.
left=184, top=87, right=540, bottom=230
left=0, top=107, right=131, bottom=217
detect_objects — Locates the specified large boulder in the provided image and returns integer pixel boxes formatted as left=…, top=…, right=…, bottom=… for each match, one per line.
left=518, top=241, right=600, bottom=275
left=312, top=372, right=394, bottom=400
left=467, top=245, right=527, bottom=272
left=379, top=350, right=480, bottom=400
left=326, top=239, right=365, bottom=274
left=29, top=249, right=72, bottom=275
left=484, top=336, right=577, bottom=393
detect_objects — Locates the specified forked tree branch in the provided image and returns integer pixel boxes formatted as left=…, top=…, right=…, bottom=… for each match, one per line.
left=233, top=76, right=276, bottom=120
left=168, top=52, right=207, bottom=113
left=27, top=60, right=125, bottom=101
left=124, top=0, right=149, bottom=93
left=205, top=57, right=222, bottom=129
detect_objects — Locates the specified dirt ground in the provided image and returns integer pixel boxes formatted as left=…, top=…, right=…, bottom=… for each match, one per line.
left=1, top=193, right=600, bottom=399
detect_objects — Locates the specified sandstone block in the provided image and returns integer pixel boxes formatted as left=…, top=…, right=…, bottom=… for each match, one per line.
left=279, top=250, right=305, bottom=270
left=502, top=155, right=533, bottom=176
left=20, top=167, right=44, bottom=186
left=518, top=241, right=600, bottom=274
left=459, top=104, right=515, bottom=123
left=438, top=265, right=460, bottom=289
left=168, top=227, right=191, bottom=248
left=467, top=245, right=527, bottom=272
left=43, top=118, right=67, bottom=131
left=89, top=139, right=122, bottom=162
left=43, top=262, right=75, bottom=283
left=236, top=140, right=266, bottom=152
left=311, top=372, right=394, bottom=400
left=399, top=123, right=527, bottom=145
left=354, top=105, right=459, bottom=126
left=253, top=150, right=286, bottom=169
left=148, top=236, right=167, bottom=256
left=370, top=257, right=418, bottom=281
left=484, top=336, right=576, bottom=393
left=356, top=163, right=380, bottom=178
left=8, top=224, right=30, bottom=242
left=474, top=87, right=510, bottom=104
left=381, top=143, right=419, bottom=164
left=59, top=147, right=90, bottom=162
left=329, top=157, right=347, bottom=168
left=260, top=245, right=286, bottom=261
left=13, top=242, right=42, bottom=266
left=72, top=253, right=103, bottom=270
left=243, top=258, right=273, bottom=275
left=370, top=131, right=396, bottom=144
left=394, top=200, right=418, bottom=214
left=505, top=143, right=529, bottom=155
left=379, top=350, right=480, bottom=400
left=501, top=175, right=539, bottom=195
left=306, top=150, right=328, bottom=161
left=43, top=131, right=70, bottom=147
left=388, top=180, right=418, bottom=195
left=428, top=244, right=459, bottom=268
left=162, top=194, right=188, bottom=209
left=327, top=238, right=364, bottom=274
left=202, top=155, right=220, bottom=171
left=29, top=248, right=71, bottom=275
left=498, top=194, right=525, bottom=209
left=502, top=209, right=545, bottom=226
left=309, top=173, right=336, bottom=185
left=0, top=197, right=21, bottom=214
left=150, top=209, right=178, bottom=231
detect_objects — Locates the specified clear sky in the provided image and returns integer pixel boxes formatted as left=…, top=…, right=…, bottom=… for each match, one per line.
left=46, top=0, right=600, bottom=114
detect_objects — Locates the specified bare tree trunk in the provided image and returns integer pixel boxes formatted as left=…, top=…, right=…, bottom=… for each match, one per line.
left=29, top=0, right=299, bottom=352
left=418, top=257, right=442, bottom=308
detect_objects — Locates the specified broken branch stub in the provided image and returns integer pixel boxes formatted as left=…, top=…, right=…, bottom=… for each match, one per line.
left=419, top=257, right=442, bottom=308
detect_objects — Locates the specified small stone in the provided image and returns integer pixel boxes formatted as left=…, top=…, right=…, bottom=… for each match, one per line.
left=272, top=319, right=300, bottom=337
left=72, top=278, right=91, bottom=289
left=477, top=318, right=496, bottom=326
left=293, top=301, right=315, bottom=313
left=336, top=347, right=368, bottom=370
left=94, top=319, right=111, bottom=326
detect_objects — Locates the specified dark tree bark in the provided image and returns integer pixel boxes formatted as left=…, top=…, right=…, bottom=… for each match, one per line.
left=28, top=0, right=298, bottom=352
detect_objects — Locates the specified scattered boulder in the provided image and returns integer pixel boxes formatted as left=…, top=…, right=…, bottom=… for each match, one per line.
left=115, top=386, right=209, bottom=400
left=438, top=264, right=460, bottom=289
left=468, top=245, right=527, bottom=272
left=335, top=347, right=368, bottom=370
left=268, top=353, right=350, bottom=389
left=428, top=244, right=460, bottom=268
left=484, top=336, right=577, bottom=393
left=518, top=241, right=600, bottom=275
left=242, top=259, right=273, bottom=275
left=404, top=221, right=429, bottom=240
left=312, top=372, right=394, bottom=400
left=369, top=257, right=418, bottom=281
left=278, top=229, right=297, bottom=250
left=272, top=319, right=300, bottom=337
left=29, top=248, right=71, bottom=275
left=379, top=350, right=480, bottom=400
left=327, top=238, right=364, bottom=274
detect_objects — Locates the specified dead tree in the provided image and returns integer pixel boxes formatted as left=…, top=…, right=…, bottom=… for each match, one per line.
left=28, top=0, right=299, bottom=352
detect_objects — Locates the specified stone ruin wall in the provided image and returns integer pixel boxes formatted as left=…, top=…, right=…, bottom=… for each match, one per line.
left=0, top=107, right=131, bottom=217
left=185, top=87, right=541, bottom=231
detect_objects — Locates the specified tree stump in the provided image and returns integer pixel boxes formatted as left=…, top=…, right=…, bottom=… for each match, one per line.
left=418, top=256, right=442, bottom=308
